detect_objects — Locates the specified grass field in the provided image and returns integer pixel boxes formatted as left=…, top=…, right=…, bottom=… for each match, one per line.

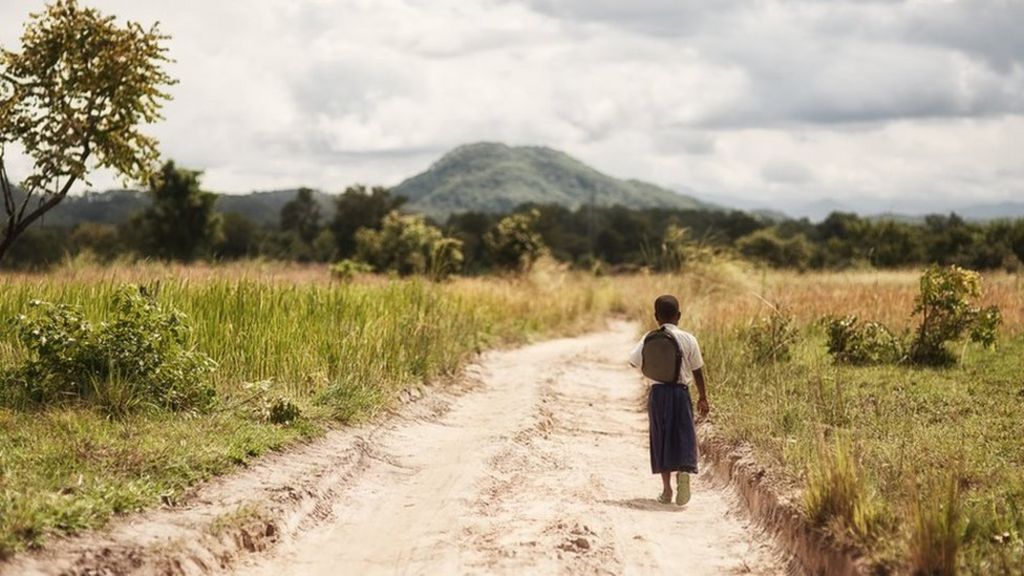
left=1, top=261, right=1022, bottom=573
left=0, top=260, right=622, bottom=556
left=670, top=269, right=1024, bottom=575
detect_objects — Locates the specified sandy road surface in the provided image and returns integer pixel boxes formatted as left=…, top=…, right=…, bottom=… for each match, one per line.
left=234, top=321, right=790, bottom=575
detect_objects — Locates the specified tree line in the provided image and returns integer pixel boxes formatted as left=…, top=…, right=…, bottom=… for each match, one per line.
left=4, top=159, right=1024, bottom=274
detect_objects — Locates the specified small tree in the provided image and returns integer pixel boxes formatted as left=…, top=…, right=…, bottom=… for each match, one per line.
left=135, top=161, right=222, bottom=261
left=0, top=0, right=175, bottom=261
left=485, top=210, right=546, bottom=272
left=909, top=265, right=1002, bottom=365
left=355, top=211, right=463, bottom=280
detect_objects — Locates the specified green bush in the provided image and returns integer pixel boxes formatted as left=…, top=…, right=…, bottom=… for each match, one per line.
left=910, top=265, right=1002, bottom=366
left=330, top=258, right=373, bottom=282
left=356, top=211, right=464, bottom=280
left=2, top=285, right=216, bottom=414
left=825, top=315, right=905, bottom=365
left=485, top=210, right=546, bottom=273
left=744, top=305, right=799, bottom=364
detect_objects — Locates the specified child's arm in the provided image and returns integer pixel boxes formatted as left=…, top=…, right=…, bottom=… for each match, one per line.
left=693, top=368, right=709, bottom=418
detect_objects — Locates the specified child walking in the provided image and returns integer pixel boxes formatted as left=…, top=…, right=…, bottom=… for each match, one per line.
left=628, top=294, right=709, bottom=506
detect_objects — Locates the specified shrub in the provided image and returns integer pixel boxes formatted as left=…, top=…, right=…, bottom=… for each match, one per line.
left=485, top=210, right=546, bottom=273
left=825, top=315, right=905, bottom=365
left=2, top=285, right=216, bottom=414
left=330, top=258, right=373, bottom=282
left=356, top=211, right=464, bottom=280
left=744, top=305, right=799, bottom=364
left=736, top=228, right=811, bottom=269
left=910, top=265, right=1002, bottom=366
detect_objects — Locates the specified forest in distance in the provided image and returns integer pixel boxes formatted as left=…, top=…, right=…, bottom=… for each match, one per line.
left=5, top=163, right=1024, bottom=275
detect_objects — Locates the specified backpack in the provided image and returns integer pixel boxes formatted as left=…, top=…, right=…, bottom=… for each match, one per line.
left=641, top=326, right=682, bottom=384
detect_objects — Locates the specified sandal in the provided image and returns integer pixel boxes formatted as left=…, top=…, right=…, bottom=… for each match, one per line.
left=657, top=492, right=672, bottom=504
left=676, top=473, right=691, bottom=506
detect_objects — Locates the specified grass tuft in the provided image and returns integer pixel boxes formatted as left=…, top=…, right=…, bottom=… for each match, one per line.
left=908, top=476, right=965, bottom=576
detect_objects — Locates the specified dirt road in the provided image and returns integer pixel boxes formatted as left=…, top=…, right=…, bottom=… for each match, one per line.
left=233, top=321, right=790, bottom=575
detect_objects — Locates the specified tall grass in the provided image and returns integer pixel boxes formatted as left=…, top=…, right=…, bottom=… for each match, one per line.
left=804, top=439, right=885, bottom=547
left=0, top=265, right=623, bottom=555
left=909, top=476, right=964, bottom=576
left=0, top=272, right=621, bottom=417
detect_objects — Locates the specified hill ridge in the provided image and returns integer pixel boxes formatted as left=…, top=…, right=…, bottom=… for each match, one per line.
left=394, top=142, right=712, bottom=218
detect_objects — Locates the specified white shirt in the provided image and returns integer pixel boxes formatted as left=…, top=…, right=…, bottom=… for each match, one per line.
left=629, top=324, right=704, bottom=386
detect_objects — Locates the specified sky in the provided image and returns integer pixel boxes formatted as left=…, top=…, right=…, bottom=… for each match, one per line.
left=2, top=0, right=1023, bottom=217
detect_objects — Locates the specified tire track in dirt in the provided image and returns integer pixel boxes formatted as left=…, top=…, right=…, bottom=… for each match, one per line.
left=233, top=321, right=793, bottom=575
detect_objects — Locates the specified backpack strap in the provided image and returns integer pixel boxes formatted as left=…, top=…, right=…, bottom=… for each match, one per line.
left=664, top=326, right=683, bottom=384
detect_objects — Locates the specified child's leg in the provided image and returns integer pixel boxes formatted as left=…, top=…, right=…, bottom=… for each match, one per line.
left=660, top=471, right=672, bottom=498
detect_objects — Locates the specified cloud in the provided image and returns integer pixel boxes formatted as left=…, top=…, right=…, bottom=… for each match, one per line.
left=0, top=0, right=1021, bottom=215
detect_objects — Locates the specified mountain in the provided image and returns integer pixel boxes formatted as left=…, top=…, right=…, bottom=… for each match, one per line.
left=394, top=142, right=714, bottom=218
left=956, top=202, right=1024, bottom=221
left=215, top=189, right=335, bottom=225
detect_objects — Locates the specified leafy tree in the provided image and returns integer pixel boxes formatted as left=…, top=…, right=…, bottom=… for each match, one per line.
left=356, top=211, right=463, bottom=280
left=485, top=210, right=546, bottom=272
left=0, top=0, right=175, bottom=261
left=332, top=185, right=405, bottom=258
left=280, top=187, right=321, bottom=244
left=214, top=212, right=262, bottom=260
left=136, top=161, right=222, bottom=261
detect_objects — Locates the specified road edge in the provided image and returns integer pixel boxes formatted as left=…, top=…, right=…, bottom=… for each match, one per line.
left=698, top=423, right=869, bottom=576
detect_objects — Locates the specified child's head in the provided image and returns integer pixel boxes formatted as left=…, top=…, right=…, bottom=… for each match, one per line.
left=654, top=294, right=681, bottom=325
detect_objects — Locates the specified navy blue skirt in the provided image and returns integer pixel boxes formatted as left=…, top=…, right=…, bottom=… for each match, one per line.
left=648, top=383, right=699, bottom=474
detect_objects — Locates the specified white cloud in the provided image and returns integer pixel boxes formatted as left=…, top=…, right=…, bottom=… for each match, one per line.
left=0, top=0, right=1021, bottom=215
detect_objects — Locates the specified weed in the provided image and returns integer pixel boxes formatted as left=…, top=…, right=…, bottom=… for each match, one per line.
left=908, top=476, right=964, bottom=576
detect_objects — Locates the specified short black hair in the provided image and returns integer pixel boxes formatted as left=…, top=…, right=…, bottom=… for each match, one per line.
left=654, top=294, right=680, bottom=321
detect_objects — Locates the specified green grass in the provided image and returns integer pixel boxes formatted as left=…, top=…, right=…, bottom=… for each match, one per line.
left=0, top=271, right=621, bottom=556
left=702, top=324, right=1024, bottom=573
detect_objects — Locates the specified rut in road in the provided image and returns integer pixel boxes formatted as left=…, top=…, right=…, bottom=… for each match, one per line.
left=234, top=321, right=792, bottom=575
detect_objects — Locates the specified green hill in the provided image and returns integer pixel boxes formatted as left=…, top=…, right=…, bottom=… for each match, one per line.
left=394, top=142, right=714, bottom=219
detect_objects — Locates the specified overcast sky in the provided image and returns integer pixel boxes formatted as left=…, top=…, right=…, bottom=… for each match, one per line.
left=2, top=0, right=1022, bottom=215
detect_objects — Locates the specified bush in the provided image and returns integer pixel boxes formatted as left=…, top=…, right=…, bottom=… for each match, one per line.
left=485, top=210, right=546, bottom=273
left=825, top=315, right=905, bottom=365
left=2, top=285, right=216, bottom=414
left=737, top=228, right=811, bottom=269
left=330, top=258, right=373, bottom=282
left=356, top=211, right=464, bottom=280
left=910, top=265, right=1002, bottom=366
left=744, top=305, right=799, bottom=364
